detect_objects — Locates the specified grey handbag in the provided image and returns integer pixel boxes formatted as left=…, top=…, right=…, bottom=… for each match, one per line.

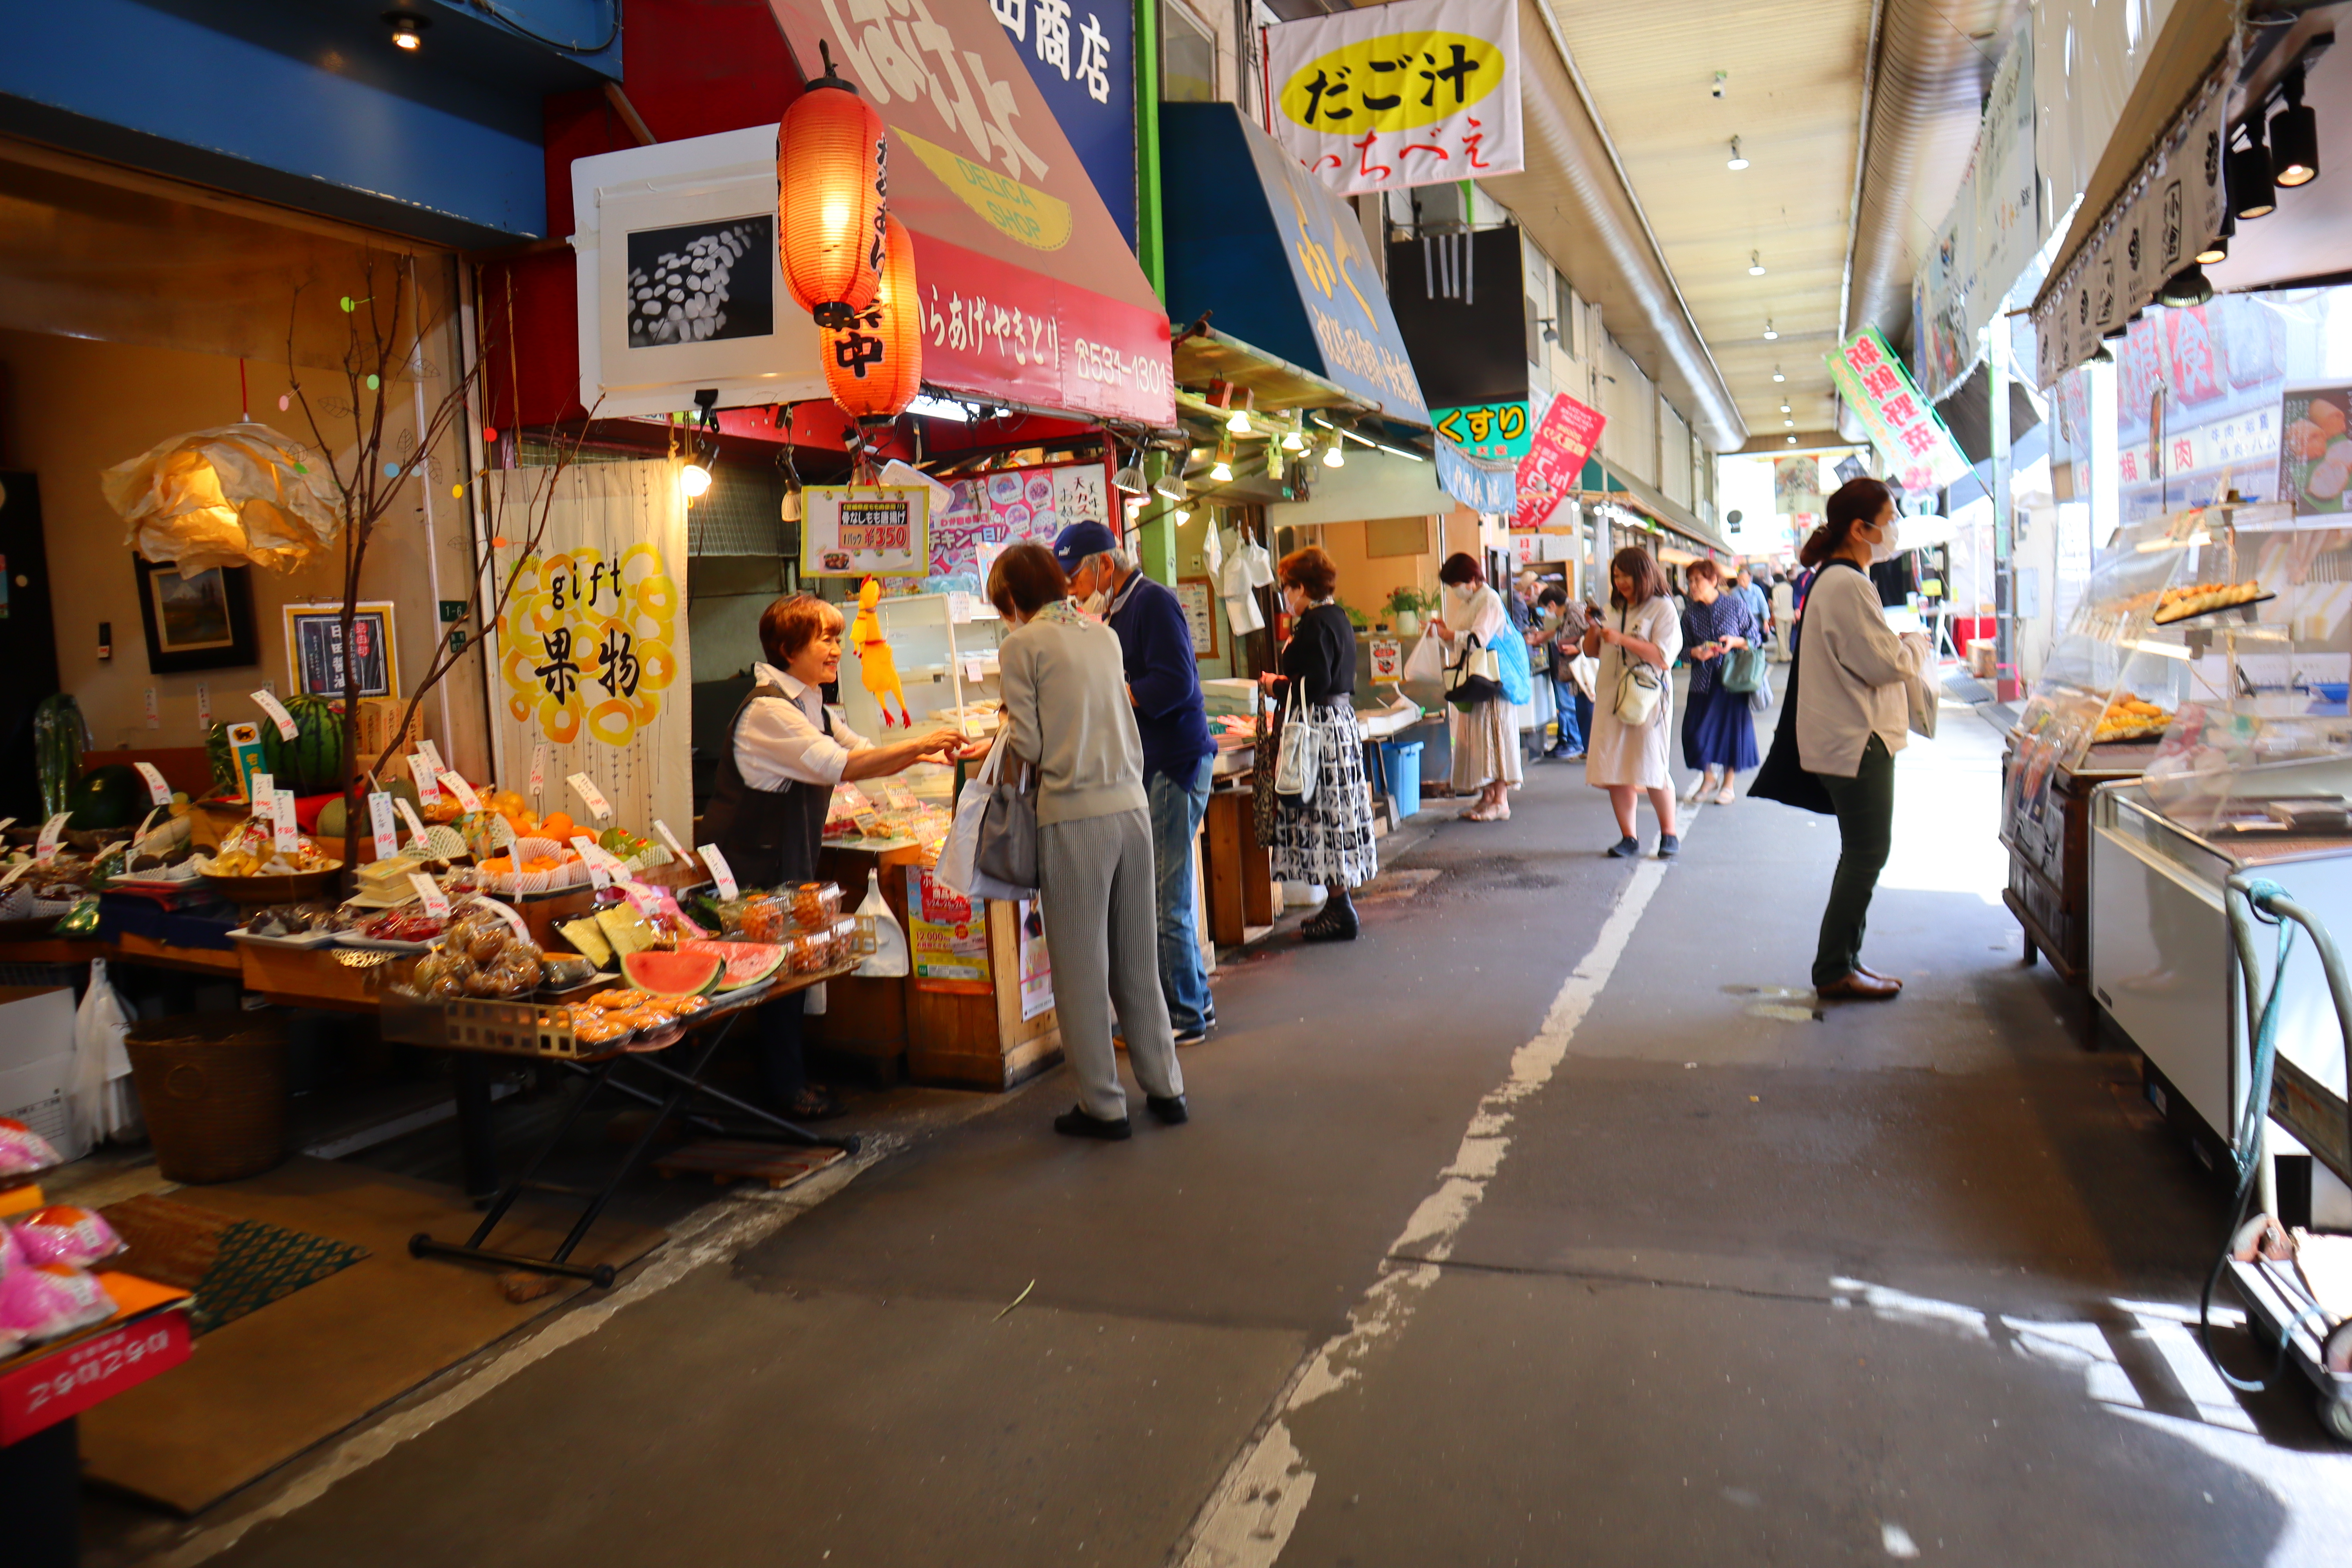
left=974, top=754, right=1040, bottom=894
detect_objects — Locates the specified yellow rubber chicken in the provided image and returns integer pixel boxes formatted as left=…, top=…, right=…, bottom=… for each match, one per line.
left=849, top=576, right=912, bottom=728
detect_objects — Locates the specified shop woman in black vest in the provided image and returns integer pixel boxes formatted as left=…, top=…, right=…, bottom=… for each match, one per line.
left=701, top=594, right=956, bottom=1118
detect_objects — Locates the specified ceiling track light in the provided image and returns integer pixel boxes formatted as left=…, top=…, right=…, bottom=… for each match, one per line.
left=1320, top=432, right=1345, bottom=468
left=1748, top=250, right=1766, bottom=276
left=2157, top=263, right=2214, bottom=309
left=2196, top=207, right=2235, bottom=266
left=2229, top=121, right=2278, bottom=219
left=1771, top=364, right=1785, bottom=381
left=1726, top=136, right=1748, bottom=171
left=383, top=9, right=430, bottom=49
left=2270, top=67, right=2319, bottom=187
left=1762, top=318, right=1779, bottom=340
left=1152, top=474, right=1185, bottom=501
left=1227, top=387, right=1255, bottom=436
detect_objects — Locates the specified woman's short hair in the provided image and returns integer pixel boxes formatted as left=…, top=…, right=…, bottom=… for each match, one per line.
left=1799, top=477, right=1894, bottom=568
left=1437, top=551, right=1484, bottom=587
left=987, top=540, right=1069, bottom=620
left=1606, top=546, right=1669, bottom=609
left=1276, top=545, right=1337, bottom=599
left=1685, top=559, right=1722, bottom=588
left=759, top=594, right=842, bottom=668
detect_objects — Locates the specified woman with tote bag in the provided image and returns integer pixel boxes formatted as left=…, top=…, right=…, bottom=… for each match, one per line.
left=1259, top=546, right=1378, bottom=942
left=1675, top=559, right=1767, bottom=806
left=1581, top=547, right=1685, bottom=858
left=1429, top=552, right=1524, bottom=822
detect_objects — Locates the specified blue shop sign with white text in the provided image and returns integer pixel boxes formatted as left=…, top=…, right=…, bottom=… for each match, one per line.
left=993, top=0, right=1137, bottom=249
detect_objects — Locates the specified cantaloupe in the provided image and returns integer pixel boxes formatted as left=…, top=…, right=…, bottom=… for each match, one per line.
left=617, top=948, right=722, bottom=996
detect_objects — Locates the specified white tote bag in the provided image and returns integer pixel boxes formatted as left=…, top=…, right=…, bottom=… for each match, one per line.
left=1272, top=685, right=1320, bottom=803
left=935, top=739, right=1031, bottom=903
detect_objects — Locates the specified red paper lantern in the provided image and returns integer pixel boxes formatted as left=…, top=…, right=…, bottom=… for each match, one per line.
left=779, top=45, right=887, bottom=329
left=825, top=216, right=922, bottom=422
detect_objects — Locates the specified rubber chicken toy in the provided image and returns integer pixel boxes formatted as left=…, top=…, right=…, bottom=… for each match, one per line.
left=849, top=576, right=912, bottom=728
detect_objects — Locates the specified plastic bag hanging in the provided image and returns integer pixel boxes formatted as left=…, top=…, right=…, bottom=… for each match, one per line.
left=852, top=868, right=909, bottom=979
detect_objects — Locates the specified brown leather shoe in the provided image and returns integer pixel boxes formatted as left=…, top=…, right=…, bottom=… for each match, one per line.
left=1817, top=971, right=1902, bottom=1000
left=1853, top=962, right=1904, bottom=987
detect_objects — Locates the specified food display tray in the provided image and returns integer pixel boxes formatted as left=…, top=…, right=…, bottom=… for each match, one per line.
left=228, top=926, right=339, bottom=950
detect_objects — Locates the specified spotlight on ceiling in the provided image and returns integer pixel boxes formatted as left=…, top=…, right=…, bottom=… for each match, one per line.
left=1783, top=418, right=1794, bottom=428
left=2272, top=68, right=2319, bottom=188
left=1771, top=365, right=1785, bottom=382
left=2196, top=208, right=2235, bottom=266
left=1786, top=434, right=1798, bottom=445
left=1111, top=461, right=1148, bottom=496
left=1152, top=474, right=1185, bottom=501
left=383, top=9, right=430, bottom=50
left=1173, top=505, right=1191, bottom=524
left=1281, top=427, right=1306, bottom=453
left=2229, top=121, right=2277, bottom=219
left=1209, top=446, right=1233, bottom=483
left=1321, top=434, right=1345, bottom=469
left=680, top=462, right=712, bottom=499
left=1762, top=318, right=1779, bottom=341
left=1748, top=250, right=1766, bottom=276
left=2156, top=264, right=2214, bottom=309
left=1726, top=136, right=1748, bottom=171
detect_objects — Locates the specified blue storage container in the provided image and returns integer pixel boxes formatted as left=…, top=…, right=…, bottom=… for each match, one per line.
left=1377, top=740, right=1424, bottom=819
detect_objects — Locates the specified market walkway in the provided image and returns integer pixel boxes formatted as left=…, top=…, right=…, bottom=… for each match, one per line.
left=109, top=688, right=2352, bottom=1567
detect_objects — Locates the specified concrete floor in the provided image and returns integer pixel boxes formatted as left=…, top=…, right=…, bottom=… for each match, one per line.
left=100, top=688, right=2352, bottom=1566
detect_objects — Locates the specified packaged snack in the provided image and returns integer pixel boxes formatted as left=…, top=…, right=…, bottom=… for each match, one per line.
left=0, top=1262, right=116, bottom=1344
left=789, top=881, right=843, bottom=930
left=0, top=1116, right=62, bottom=1178
left=10, top=1206, right=125, bottom=1269
left=0, top=1221, right=25, bottom=1279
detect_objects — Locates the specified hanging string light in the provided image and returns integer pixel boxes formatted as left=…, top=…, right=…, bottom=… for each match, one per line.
left=823, top=215, right=923, bottom=422
left=779, top=42, right=887, bottom=329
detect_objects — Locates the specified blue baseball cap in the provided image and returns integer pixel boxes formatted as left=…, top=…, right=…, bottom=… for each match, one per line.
left=1051, top=520, right=1120, bottom=572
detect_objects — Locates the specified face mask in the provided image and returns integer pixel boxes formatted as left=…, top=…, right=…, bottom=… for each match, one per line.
left=1869, top=517, right=1902, bottom=564
left=1080, top=590, right=1109, bottom=617
left=1447, top=583, right=1478, bottom=605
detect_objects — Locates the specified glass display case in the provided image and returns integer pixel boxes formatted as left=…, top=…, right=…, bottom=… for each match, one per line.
left=839, top=590, right=1006, bottom=742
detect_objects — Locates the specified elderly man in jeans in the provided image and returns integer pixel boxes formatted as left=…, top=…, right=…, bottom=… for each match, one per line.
left=1054, top=521, right=1217, bottom=1046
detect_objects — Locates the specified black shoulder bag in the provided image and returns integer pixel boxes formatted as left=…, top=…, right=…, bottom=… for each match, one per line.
left=1746, top=560, right=1865, bottom=817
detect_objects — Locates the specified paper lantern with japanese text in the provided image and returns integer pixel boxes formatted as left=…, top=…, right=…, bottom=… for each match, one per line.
left=778, top=51, right=887, bottom=329
left=824, top=216, right=922, bottom=422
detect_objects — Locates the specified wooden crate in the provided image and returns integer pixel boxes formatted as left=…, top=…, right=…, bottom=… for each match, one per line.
left=1204, top=787, right=1274, bottom=946
left=906, top=899, right=1061, bottom=1090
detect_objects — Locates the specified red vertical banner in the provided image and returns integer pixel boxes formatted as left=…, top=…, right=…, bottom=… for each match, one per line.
left=1514, top=393, right=1606, bottom=530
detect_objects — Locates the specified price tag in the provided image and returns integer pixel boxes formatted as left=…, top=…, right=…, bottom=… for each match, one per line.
left=368, top=792, right=398, bottom=860
left=529, top=744, right=548, bottom=800
left=0, top=818, right=16, bottom=832
left=479, top=898, right=531, bottom=940
left=407, top=872, right=450, bottom=921
left=568, top=835, right=614, bottom=890
left=414, top=739, right=446, bottom=777
left=437, top=771, right=483, bottom=813
left=249, top=771, right=273, bottom=809
left=0, top=859, right=31, bottom=889
left=698, top=843, right=739, bottom=901
left=131, top=762, right=171, bottom=807
left=36, top=813, right=71, bottom=861
left=196, top=682, right=212, bottom=731
left=567, top=772, right=612, bottom=822
left=620, top=880, right=664, bottom=918
left=143, top=686, right=160, bottom=730
left=272, top=790, right=299, bottom=855
left=395, top=796, right=431, bottom=849
left=410, top=757, right=441, bottom=806
left=252, top=688, right=299, bottom=741
left=653, top=821, right=690, bottom=866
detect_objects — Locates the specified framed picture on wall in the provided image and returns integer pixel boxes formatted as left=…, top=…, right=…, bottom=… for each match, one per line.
left=1174, top=577, right=1219, bottom=660
left=134, top=558, right=258, bottom=673
left=282, top=602, right=399, bottom=699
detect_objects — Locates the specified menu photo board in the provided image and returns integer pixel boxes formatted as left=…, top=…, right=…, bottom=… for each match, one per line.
left=800, top=486, right=931, bottom=578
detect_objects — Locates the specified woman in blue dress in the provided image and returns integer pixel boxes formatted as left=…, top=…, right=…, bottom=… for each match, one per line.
left=1678, top=559, right=1764, bottom=806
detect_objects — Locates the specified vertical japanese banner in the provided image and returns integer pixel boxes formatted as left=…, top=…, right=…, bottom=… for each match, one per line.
left=1823, top=328, right=1971, bottom=497
left=1262, top=0, right=1523, bottom=195
left=488, top=461, right=693, bottom=836
left=1513, top=392, right=1605, bottom=530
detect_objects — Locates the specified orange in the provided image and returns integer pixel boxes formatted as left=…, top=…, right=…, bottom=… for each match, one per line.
left=541, top=811, right=576, bottom=841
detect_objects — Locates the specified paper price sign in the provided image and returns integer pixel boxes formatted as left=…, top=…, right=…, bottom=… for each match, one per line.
left=0, top=860, right=31, bottom=889
left=566, top=773, right=612, bottom=822
left=697, top=843, right=739, bottom=900
left=272, top=791, right=299, bottom=854
left=249, top=771, right=273, bottom=808
left=395, top=796, right=430, bottom=848
left=0, top=818, right=15, bottom=832
left=437, top=772, right=482, bottom=813
left=35, top=813, right=70, bottom=860
left=568, top=835, right=613, bottom=890
left=131, top=762, right=172, bottom=807
left=621, top=880, right=664, bottom=918
left=252, top=688, right=299, bottom=740
left=407, top=872, right=450, bottom=921
left=652, top=819, right=688, bottom=861
left=1368, top=638, right=1402, bottom=681
left=368, top=792, right=398, bottom=860
left=478, top=898, right=530, bottom=939
left=529, top=743, right=548, bottom=799
left=414, top=739, right=446, bottom=777
left=410, top=758, right=441, bottom=806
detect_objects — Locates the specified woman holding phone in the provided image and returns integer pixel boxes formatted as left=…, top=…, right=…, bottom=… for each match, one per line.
left=1581, top=547, right=1683, bottom=858
left=1677, top=559, right=1764, bottom=806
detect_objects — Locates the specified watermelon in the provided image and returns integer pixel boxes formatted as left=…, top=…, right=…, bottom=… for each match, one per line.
left=261, top=693, right=346, bottom=793
left=680, top=938, right=785, bottom=992
left=618, top=948, right=723, bottom=997
left=67, top=764, right=142, bottom=830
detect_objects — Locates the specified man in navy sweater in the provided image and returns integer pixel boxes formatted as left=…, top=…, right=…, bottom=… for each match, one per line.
left=1055, top=521, right=1217, bottom=1045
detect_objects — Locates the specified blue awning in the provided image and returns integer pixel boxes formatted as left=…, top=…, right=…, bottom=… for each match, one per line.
left=1160, top=103, right=1430, bottom=428
left=1435, top=439, right=1515, bottom=515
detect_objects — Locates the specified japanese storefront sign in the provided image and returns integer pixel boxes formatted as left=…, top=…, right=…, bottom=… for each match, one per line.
left=990, top=0, right=1136, bottom=245
left=907, top=865, right=992, bottom=991
left=801, top=485, right=933, bottom=578
left=1432, top=401, right=1530, bottom=462
left=1512, top=391, right=1604, bottom=530
left=1824, top=328, right=1969, bottom=495
left=1912, top=18, right=2038, bottom=402
left=1262, top=0, right=1523, bottom=196
left=926, top=459, right=1110, bottom=579
left=499, top=543, right=682, bottom=746
left=777, top=0, right=1173, bottom=425
left=1434, top=437, right=1515, bottom=515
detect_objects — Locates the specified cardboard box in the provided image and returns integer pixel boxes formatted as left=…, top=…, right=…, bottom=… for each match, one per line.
left=355, top=697, right=424, bottom=781
left=0, top=986, right=81, bottom=1163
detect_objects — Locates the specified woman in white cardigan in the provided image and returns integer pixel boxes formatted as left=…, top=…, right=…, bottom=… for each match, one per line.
left=1793, top=478, right=1930, bottom=1001
left=1582, top=547, right=1684, bottom=858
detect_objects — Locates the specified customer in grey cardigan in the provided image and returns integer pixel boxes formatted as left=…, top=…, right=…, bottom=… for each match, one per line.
left=965, top=541, right=1186, bottom=1139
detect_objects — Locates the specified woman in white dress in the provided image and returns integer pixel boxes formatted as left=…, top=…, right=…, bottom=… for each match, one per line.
left=1430, top=552, right=1525, bottom=822
left=1582, top=546, right=1684, bottom=858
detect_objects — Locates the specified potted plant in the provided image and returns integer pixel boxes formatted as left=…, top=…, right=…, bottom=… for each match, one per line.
left=1386, top=586, right=1436, bottom=637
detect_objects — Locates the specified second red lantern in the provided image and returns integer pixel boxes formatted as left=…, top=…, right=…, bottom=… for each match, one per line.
left=824, top=215, right=922, bottom=423
left=778, top=45, right=886, bottom=329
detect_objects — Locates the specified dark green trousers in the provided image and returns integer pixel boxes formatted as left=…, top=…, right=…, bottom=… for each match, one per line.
left=1813, top=734, right=1896, bottom=987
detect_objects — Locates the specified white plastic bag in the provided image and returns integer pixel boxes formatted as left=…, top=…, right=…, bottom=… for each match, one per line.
left=70, top=958, right=141, bottom=1149
left=853, top=869, right=910, bottom=979
left=934, top=741, right=1030, bottom=902
left=1402, top=631, right=1446, bottom=684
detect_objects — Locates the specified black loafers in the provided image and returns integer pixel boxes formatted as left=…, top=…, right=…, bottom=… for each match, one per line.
left=1146, top=1094, right=1189, bottom=1125
left=1054, top=1106, right=1133, bottom=1140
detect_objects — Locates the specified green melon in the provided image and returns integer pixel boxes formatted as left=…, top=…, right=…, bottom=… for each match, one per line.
left=260, top=693, right=346, bottom=794
left=618, top=949, right=723, bottom=997
left=316, top=777, right=419, bottom=840
left=67, top=764, right=143, bottom=830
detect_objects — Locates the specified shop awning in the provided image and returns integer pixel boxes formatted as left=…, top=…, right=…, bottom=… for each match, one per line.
left=1586, top=459, right=1730, bottom=557
left=1159, top=102, right=1431, bottom=430
left=766, top=0, right=1174, bottom=430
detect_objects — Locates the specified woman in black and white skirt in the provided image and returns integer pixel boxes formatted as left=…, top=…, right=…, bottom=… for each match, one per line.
left=1259, top=546, right=1378, bottom=942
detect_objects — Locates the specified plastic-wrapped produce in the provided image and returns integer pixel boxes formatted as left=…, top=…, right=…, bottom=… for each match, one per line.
left=0, top=1262, right=116, bottom=1345
left=0, top=1116, right=63, bottom=1177
left=9, top=1205, right=124, bottom=1269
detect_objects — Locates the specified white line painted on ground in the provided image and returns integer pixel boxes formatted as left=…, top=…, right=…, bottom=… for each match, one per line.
left=1178, top=840, right=1683, bottom=1568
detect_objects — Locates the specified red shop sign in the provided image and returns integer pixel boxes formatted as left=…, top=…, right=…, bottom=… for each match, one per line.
left=0, top=1307, right=191, bottom=1445
left=1515, top=393, right=1606, bottom=530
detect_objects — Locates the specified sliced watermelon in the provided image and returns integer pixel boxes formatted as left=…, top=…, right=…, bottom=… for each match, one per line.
left=617, top=948, right=723, bottom=996
left=679, top=938, right=786, bottom=991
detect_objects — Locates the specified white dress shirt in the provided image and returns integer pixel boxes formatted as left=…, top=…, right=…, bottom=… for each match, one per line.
left=732, top=662, right=871, bottom=791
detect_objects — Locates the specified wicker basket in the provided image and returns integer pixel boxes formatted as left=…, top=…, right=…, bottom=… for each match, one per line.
left=123, top=1014, right=289, bottom=1183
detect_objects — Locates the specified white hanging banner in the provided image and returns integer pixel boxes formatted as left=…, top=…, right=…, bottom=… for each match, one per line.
left=1261, top=0, right=1522, bottom=195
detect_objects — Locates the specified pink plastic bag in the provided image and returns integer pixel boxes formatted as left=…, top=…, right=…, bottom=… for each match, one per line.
left=0, top=1116, right=62, bottom=1177
left=0, top=1262, right=115, bottom=1345
left=10, top=1206, right=124, bottom=1269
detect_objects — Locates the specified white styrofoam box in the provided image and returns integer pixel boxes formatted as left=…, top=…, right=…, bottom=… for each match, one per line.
left=0, top=987, right=83, bottom=1162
